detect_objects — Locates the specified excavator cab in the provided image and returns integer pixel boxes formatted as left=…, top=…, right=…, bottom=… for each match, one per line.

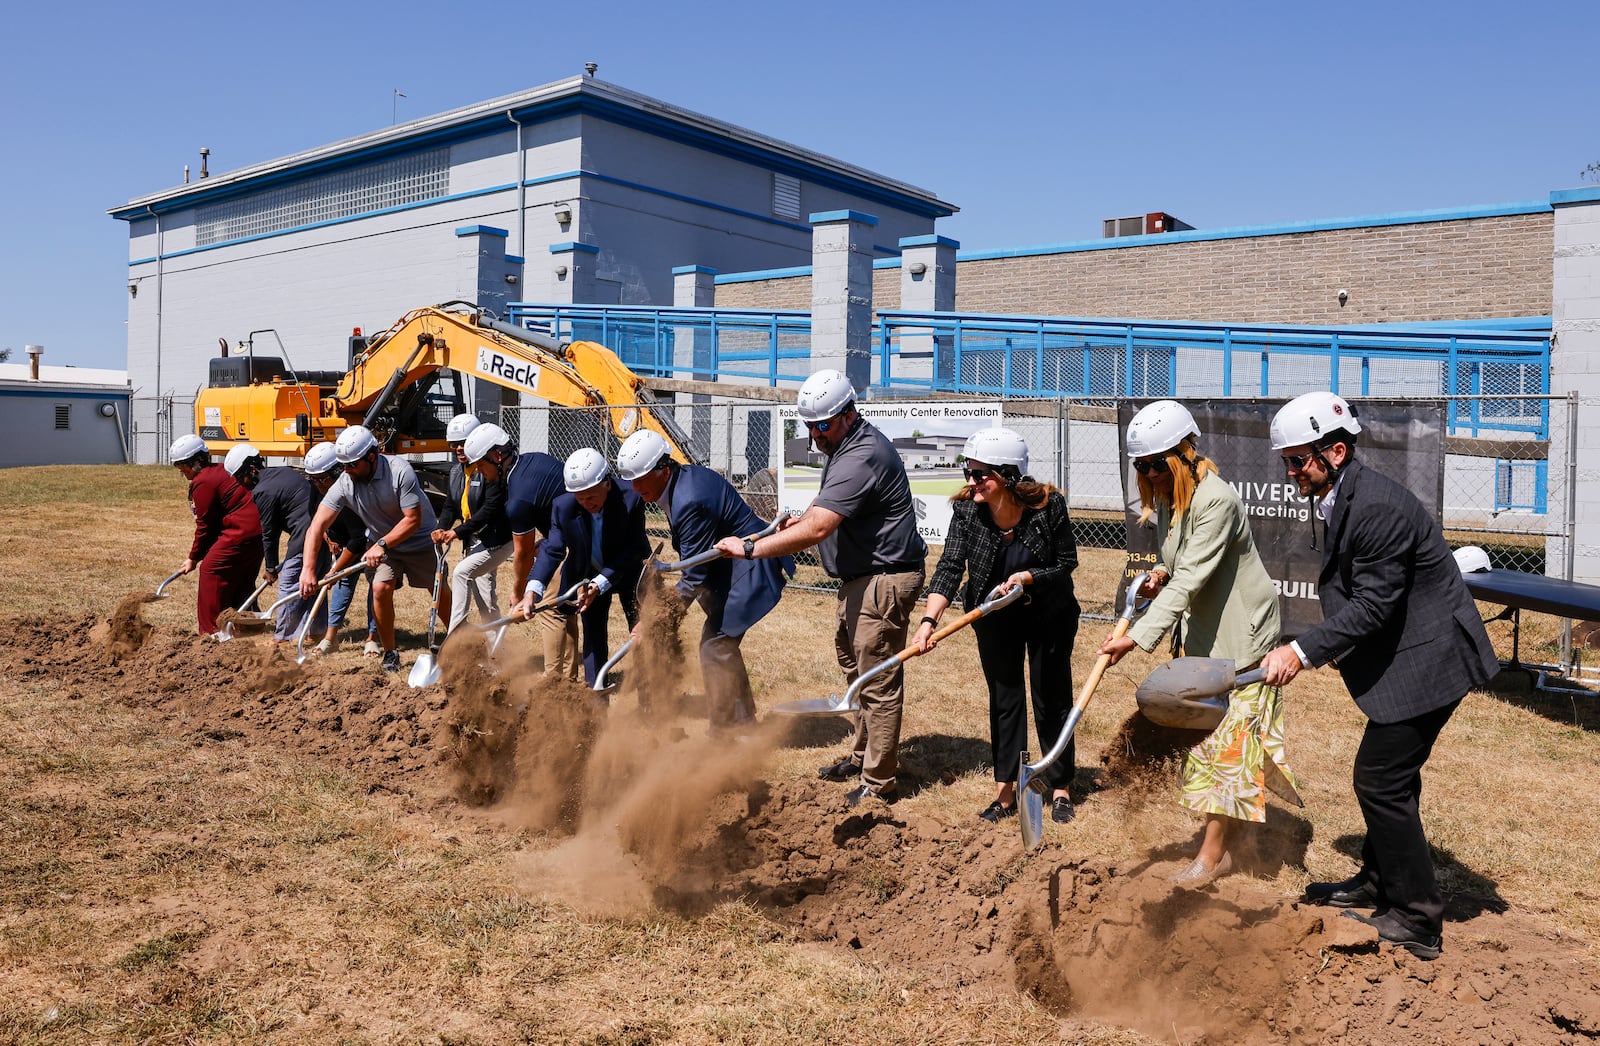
left=368, top=367, right=467, bottom=453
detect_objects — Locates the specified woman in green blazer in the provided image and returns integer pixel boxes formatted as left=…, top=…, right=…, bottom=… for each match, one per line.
left=1100, top=401, right=1301, bottom=887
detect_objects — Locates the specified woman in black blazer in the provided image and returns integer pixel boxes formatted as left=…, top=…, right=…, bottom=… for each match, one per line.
left=915, top=428, right=1081, bottom=824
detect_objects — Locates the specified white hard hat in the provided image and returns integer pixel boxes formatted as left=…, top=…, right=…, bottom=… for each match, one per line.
left=303, top=442, right=340, bottom=476
left=1271, top=392, right=1362, bottom=450
left=963, top=427, right=1029, bottom=475
left=462, top=423, right=511, bottom=465
left=445, top=414, right=481, bottom=443
left=796, top=368, right=857, bottom=423
left=223, top=443, right=263, bottom=476
left=169, top=433, right=208, bottom=463
left=615, top=430, right=671, bottom=481
left=1126, top=401, right=1199, bottom=459
left=1453, top=545, right=1491, bottom=574
left=335, top=425, right=379, bottom=464
left=564, top=447, right=610, bottom=492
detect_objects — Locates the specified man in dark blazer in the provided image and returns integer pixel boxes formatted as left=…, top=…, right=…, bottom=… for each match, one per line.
left=615, top=430, right=791, bottom=735
left=527, top=448, right=651, bottom=687
left=1261, top=392, right=1498, bottom=961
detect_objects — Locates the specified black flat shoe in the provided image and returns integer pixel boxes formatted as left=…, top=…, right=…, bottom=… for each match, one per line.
left=817, top=756, right=860, bottom=782
left=978, top=799, right=1016, bottom=823
left=1340, top=909, right=1442, bottom=960
left=1304, top=875, right=1380, bottom=909
left=1051, top=797, right=1076, bottom=824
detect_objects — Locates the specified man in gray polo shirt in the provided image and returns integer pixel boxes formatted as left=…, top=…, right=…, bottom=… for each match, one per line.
left=300, top=425, right=448, bottom=674
left=716, top=369, right=927, bottom=806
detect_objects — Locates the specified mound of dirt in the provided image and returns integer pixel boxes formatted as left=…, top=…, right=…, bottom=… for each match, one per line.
left=5, top=605, right=1599, bottom=1044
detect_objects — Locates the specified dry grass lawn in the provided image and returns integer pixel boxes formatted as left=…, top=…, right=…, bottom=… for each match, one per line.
left=2, top=464, right=1598, bottom=1044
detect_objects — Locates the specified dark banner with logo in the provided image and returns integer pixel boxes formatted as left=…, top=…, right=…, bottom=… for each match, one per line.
left=1117, top=400, right=1446, bottom=639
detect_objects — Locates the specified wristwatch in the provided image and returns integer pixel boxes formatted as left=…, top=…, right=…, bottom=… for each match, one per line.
left=376, top=538, right=388, bottom=550
left=743, top=537, right=756, bottom=560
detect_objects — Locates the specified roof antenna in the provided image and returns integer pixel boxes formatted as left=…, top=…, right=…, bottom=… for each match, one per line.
left=584, top=62, right=598, bottom=77
left=199, top=147, right=210, bottom=179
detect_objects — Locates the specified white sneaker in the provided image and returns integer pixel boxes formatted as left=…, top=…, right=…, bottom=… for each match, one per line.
left=315, top=638, right=337, bottom=655
left=363, top=639, right=381, bottom=657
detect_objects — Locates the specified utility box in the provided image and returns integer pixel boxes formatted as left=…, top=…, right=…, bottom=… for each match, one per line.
left=1103, top=212, right=1195, bottom=239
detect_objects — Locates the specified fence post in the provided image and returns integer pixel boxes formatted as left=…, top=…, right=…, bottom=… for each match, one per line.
left=1222, top=328, right=1233, bottom=396
left=1563, top=390, right=1579, bottom=667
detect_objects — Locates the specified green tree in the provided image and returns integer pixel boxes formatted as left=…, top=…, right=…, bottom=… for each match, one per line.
left=1584, top=162, right=1600, bottom=184
left=0, top=347, right=11, bottom=362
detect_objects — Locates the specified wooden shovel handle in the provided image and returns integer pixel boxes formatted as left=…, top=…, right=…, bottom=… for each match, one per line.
left=1071, top=615, right=1134, bottom=713
left=895, top=604, right=986, bottom=663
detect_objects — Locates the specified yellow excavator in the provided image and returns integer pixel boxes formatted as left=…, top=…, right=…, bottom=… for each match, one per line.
left=194, top=301, right=696, bottom=470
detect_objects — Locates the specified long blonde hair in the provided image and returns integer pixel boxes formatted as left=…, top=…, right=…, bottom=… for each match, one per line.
left=1135, top=436, right=1219, bottom=524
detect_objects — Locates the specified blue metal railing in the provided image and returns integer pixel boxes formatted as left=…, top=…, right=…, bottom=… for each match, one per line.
left=876, top=311, right=1552, bottom=438
left=506, top=303, right=813, bottom=385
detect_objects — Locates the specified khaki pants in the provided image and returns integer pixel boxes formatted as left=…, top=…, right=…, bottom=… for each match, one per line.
left=835, top=568, right=924, bottom=791
left=538, top=608, right=581, bottom=682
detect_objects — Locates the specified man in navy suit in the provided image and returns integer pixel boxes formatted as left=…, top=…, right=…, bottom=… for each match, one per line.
left=526, top=448, right=651, bottom=687
left=1260, top=392, right=1498, bottom=961
left=615, top=430, right=790, bottom=735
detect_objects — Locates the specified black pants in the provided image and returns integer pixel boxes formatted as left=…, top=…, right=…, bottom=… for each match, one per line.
left=579, top=581, right=639, bottom=686
left=1352, top=699, right=1460, bottom=936
left=973, top=601, right=1077, bottom=791
left=701, top=627, right=756, bottom=728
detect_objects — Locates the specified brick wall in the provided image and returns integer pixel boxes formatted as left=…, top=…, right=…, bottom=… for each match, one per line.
left=717, top=212, right=1553, bottom=324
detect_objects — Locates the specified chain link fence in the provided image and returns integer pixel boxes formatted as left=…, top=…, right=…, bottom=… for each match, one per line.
left=498, top=395, right=1578, bottom=624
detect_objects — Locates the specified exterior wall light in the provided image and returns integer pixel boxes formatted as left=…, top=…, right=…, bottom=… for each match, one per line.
left=907, top=261, right=928, bottom=276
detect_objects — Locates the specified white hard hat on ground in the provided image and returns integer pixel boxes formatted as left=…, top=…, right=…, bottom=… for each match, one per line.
left=1271, top=392, right=1362, bottom=450
left=796, top=369, right=857, bottom=422
left=223, top=444, right=262, bottom=476
left=564, top=447, right=610, bottom=492
left=335, top=425, right=379, bottom=464
left=303, top=442, right=340, bottom=476
left=1126, top=401, right=1200, bottom=459
left=445, top=414, right=481, bottom=443
left=615, top=430, right=671, bottom=481
left=963, top=427, right=1030, bottom=475
left=1453, top=545, right=1491, bottom=574
left=462, top=423, right=512, bottom=465
left=169, top=433, right=208, bottom=463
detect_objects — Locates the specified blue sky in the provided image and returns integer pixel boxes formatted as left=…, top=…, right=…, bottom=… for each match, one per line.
left=2, top=0, right=1594, bottom=373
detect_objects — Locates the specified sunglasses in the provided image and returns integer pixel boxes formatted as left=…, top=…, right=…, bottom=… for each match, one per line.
left=1132, top=457, right=1170, bottom=476
left=804, top=417, right=838, bottom=433
left=1281, top=453, right=1314, bottom=471
left=963, top=467, right=997, bottom=483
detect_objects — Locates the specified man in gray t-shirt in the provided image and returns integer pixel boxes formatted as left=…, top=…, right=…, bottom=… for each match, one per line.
left=300, top=425, right=448, bottom=673
left=716, top=369, right=927, bottom=806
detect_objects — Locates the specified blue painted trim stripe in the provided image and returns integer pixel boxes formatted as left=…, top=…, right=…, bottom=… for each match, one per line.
left=133, top=182, right=519, bottom=264
left=0, top=387, right=130, bottom=399
left=671, top=265, right=718, bottom=275
left=505, top=254, right=525, bottom=264
left=524, top=170, right=581, bottom=187
left=129, top=256, right=157, bottom=266
left=455, top=224, right=509, bottom=238
left=899, top=234, right=960, bottom=248
left=956, top=201, right=1552, bottom=263
left=873, top=244, right=902, bottom=256
left=549, top=241, right=599, bottom=255
left=1551, top=186, right=1600, bottom=206
left=578, top=171, right=810, bottom=234
left=714, top=265, right=813, bottom=284
left=809, top=210, right=878, bottom=226
left=872, top=258, right=902, bottom=270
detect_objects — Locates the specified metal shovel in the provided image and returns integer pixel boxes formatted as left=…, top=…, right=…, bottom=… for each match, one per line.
left=214, top=576, right=288, bottom=641
left=408, top=544, right=451, bottom=688
left=290, top=562, right=370, bottom=664
left=476, top=580, right=588, bottom=657
left=771, top=583, right=1026, bottom=717
left=148, top=569, right=187, bottom=601
left=594, top=513, right=795, bottom=694
left=1134, top=658, right=1266, bottom=731
left=1019, top=572, right=1150, bottom=851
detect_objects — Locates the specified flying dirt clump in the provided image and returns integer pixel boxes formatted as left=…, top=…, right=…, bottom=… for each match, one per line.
left=106, top=593, right=155, bottom=659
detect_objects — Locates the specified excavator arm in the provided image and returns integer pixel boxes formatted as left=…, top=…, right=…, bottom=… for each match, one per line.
left=196, top=302, right=698, bottom=465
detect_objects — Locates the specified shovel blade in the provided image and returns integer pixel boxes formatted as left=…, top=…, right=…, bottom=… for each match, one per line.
left=408, top=652, right=441, bottom=689
left=1019, top=755, right=1048, bottom=851
left=769, top=694, right=859, bottom=717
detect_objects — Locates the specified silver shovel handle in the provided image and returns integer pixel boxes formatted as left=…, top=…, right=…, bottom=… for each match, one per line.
left=480, top=581, right=588, bottom=656
left=652, top=510, right=795, bottom=573
left=594, top=634, right=638, bottom=692
left=840, top=583, right=1025, bottom=709
left=292, top=562, right=369, bottom=663
left=154, top=569, right=185, bottom=598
